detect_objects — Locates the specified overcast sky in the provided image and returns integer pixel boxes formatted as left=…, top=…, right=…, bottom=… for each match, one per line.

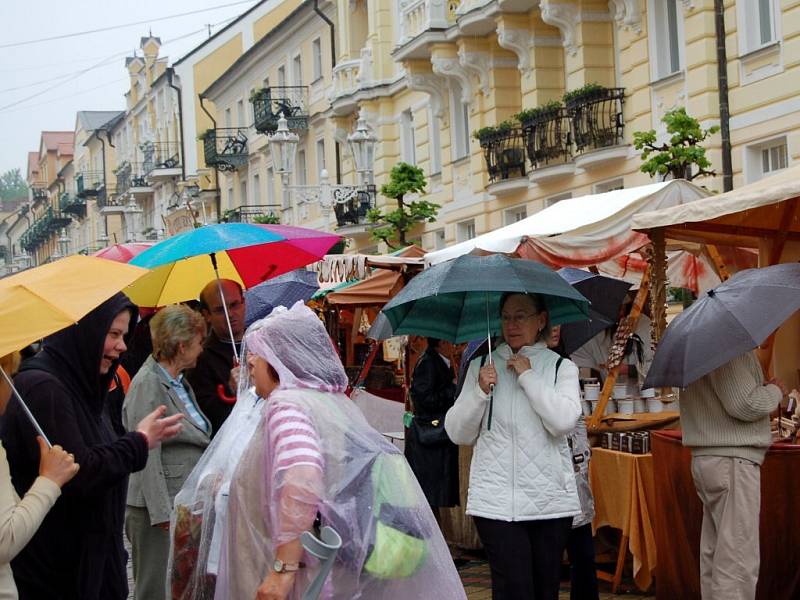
left=0, top=0, right=260, bottom=177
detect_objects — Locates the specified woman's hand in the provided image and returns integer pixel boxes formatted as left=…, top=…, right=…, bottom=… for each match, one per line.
left=478, top=363, right=497, bottom=395
left=136, top=405, right=184, bottom=449
left=37, top=436, right=79, bottom=487
left=255, top=571, right=296, bottom=600
left=506, top=354, right=531, bottom=377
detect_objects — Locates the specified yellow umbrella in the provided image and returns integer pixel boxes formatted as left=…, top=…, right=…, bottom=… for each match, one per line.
left=0, top=254, right=149, bottom=357
left=0, top=255, right=149, bottom=446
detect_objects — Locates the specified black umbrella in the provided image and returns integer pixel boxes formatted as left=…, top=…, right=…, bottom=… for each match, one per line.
left=644, top=263, right=800, bottom=389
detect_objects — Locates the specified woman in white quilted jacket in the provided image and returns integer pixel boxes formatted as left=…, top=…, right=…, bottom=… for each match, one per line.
left=445, top=292, right=582, bottom=600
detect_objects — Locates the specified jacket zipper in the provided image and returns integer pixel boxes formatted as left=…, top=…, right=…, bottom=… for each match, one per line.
left=510, top=368, right=516, bottom=520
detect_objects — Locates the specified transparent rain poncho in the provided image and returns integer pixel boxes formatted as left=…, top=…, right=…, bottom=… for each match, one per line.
left=213, top=302, right=465, bottom=600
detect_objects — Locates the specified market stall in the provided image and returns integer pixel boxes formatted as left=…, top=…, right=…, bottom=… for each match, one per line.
left=631, top=165, right=800, bottom=598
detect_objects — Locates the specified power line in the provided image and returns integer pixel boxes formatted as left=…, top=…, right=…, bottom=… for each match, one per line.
left=0, top=0, right=257, bottom=49
left=0, top=17, right=238, bottom=114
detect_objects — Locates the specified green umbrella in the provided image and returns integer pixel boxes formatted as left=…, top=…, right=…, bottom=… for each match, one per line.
left=382, top=254, right=590, bottom=343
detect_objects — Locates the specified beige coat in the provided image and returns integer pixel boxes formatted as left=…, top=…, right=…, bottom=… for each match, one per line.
left=123, top=356, right=211, bottom=525
left=0, top=442, right=60, bottom=600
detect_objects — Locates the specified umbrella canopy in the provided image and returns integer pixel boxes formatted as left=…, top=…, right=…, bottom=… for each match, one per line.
left=126, top=223, right=340, bottom=306
left=244, top=269, right=319, bottom=326
left=557, top=268, right=632, bottom=355
left=381, top=254, right=589, bottom=343
left=92, top=242, right=154, bottom=263
left=644, top=263, right=800, bottom=388
left=0, top=254, right=149, bottom=446
left=0, top=255, right=148, bottom=357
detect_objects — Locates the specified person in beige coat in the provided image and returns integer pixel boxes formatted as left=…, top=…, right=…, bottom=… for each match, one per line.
left=0, top=352, right=79, bottom=600
left=123, top=306, right=211, bottom=600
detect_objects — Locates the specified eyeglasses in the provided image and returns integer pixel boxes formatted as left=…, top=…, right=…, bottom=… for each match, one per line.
left=500, top=313, right=537, bottom=325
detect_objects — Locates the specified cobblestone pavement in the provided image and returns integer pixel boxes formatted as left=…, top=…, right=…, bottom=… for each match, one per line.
left=458, top=559, right=656, bottom=600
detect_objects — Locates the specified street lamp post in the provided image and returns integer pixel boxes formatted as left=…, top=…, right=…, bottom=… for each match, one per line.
left=124, top=197, right=143, bottom=242
left=268, top=110, right=377, bottom=222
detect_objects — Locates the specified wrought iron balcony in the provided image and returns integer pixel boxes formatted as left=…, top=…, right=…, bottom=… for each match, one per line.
left=252, top=87, right=308, bottom=134
left=477, top=128, right=527, bottom=183
left=141, top=141, right=182, bottom=176
left=519, top=106, right=573, bottom=169
left=334, top=185, right=376, bottom=228
left=20, top=207, right=71, bottom=251
left=31, top=186, right=48, bottom=202
left=565, top=87, right=625, bottom=154
left=76, top=171, right=104, bottom=198
left=222, top=204, right=282, bottom=224
left=59, top=192, right=86, bottom=219
left=202, top=128, right=249, bottom=172
left=114, top=163, right=150, bottom=197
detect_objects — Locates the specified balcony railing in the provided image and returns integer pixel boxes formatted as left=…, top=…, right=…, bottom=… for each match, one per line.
left=398, top=0, right=452, bottom=45
left=203, top=128, right=249, bottom=172
left=59, top=192, right=86, bottom=219
left=520, top=107, right=573, bottom=169
left=334, top=185, right=376, bottom=227
left=20, top=207, right=71, bottom=252
left=477, top=129, right=527, bottom=183
left=252, top=87, right=309, bottom=134
left=31, top=187, right=48, bottom=202
left=330, top=59, right=362, bottom=100
left=76, top=171, right=105, bottom=198
left=141, top=141, right=182, bottom=175
left=115, top=163, right=150, bottom=197
left=565, top=87, right=625, bottom=154
left=222, top=204, right=282, bottom=224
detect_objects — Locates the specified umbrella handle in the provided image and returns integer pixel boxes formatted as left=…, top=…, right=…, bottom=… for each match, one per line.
left=0, top=367, right=52, bottom=448
left=210, top=253, right=240, bottom=364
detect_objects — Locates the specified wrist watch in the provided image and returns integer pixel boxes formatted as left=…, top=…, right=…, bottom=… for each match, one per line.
left=273, top=559, right=306, bottom=573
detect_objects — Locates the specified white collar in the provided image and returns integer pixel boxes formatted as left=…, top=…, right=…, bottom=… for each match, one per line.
left=496, top=341, right=547, bottom=359
left=437, top=352, right=451, bottom=368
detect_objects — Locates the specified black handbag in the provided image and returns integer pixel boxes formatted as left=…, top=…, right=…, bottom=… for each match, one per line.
left=411, top=415, right=451, bottom=446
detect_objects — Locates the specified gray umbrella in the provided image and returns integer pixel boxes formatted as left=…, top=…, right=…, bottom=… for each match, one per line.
left=643, top=263, right=800, bottom=389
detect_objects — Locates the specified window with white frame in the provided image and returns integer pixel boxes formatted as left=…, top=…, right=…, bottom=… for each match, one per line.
left=278, top=65, right=286, bottom=88
left=296, top=149, right=307, bottom=186
left=433, top=229, right=446, bottom=250
left=312, top=38, right=323, bottom=81
left=263, top=76, right=270, bottom=89
left=504, top=206, right=527, bottom=225
left=428, top=107, right=441, bottom=175
left=316, top=139, right=326, bottom=180
left=237, top=99, right=246, bottom=128
left=267, top=167, right=276, bottom=206
left=593, top=178, right=624, bottom=194
left=545, top=192, right=572, bottom=207
left=400, top=109, right=416, bottom=164
left=240, top=180, right=247, bottom=206
left=648, top=0, right=684, bottom=80
left=456, top=219, right=476, bottom=242
left=745, top=137, right=788, bottom=182
left=292, top=55, right=303, bottom=86
left=224, top=107, right=232, bottom=129
left=449, top=82, right=470, bottom=160
left=738, top=0, right=779, bottom=54
left=252, top=173, right=261, bottom=205
left=227, top=186, right=234, bottom=207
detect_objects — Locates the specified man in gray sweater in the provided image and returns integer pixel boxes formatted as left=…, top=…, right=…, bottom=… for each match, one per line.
left=680, top=350, right=786, bottom=600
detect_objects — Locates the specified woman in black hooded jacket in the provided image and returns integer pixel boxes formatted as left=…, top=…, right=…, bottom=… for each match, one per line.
left=0, top=293, right=183, bottom=600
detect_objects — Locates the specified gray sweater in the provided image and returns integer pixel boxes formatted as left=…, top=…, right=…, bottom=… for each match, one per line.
left=679, top=351, right=782, bottom=465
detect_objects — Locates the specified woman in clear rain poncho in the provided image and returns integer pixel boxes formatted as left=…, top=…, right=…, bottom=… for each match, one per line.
left=214, top=301, right=465, bottom=600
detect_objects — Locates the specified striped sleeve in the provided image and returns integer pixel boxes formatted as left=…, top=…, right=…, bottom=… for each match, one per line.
left=267, top=403, right=324, bottom=473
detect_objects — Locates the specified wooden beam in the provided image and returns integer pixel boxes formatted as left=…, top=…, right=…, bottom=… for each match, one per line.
left=705, top=244, right=730, bottom=281
left=673, top=221, right=800, bottom=241
left=768, top=198, right=798, bottom=266
left=588, top=266, right=651, bottom=431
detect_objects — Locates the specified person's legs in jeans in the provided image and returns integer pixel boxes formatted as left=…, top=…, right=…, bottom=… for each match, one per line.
left=527, top=516, right=573, bottom=600
left=566, top=523, right=599, bottom=600
left=474, top=517, right=534, bottom=600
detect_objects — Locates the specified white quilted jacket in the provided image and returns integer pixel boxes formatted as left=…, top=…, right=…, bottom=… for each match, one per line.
left=445, top=342, right=581, bottom=521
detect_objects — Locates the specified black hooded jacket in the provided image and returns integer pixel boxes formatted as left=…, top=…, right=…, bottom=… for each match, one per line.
left=1, top=293, right=149, bottom=600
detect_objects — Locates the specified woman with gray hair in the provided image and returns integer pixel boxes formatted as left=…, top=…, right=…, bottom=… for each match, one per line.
left=123, top=305, right=211, bottom=600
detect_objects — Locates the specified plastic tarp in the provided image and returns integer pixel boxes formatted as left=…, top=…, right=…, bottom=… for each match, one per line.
left=425, top=180, right=708, bottom=267
left=351, top=388, right=405, bottom=452
left=631, top=164, right=800, bottom=232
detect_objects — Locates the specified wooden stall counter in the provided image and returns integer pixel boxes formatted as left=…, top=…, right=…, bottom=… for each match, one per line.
left=652, top=431, right=800, bottom=600
left=589, top=447, right=656, bottom=593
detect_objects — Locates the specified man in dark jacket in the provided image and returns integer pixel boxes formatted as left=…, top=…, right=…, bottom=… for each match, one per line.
left=186, top=279, right=246, bottom=435
left=405, top=338, right=460, bottom=512
left=1, top=293, right=182, bottom=600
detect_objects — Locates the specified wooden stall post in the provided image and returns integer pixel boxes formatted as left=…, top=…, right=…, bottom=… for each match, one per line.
left=587, top=266, right=652, bottom=431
